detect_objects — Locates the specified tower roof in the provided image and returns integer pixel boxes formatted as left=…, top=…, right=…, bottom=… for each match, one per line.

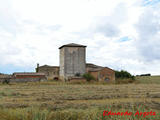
left=59, top=43, right=86, bottom=49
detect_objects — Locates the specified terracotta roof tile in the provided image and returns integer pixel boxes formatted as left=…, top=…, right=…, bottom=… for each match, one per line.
left=13, top=72, right=45, bottom=76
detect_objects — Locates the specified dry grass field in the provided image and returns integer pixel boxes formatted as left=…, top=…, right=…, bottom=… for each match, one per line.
left=0, top=77, right=160, bottom=120
left=136, top=75, right=160, bottom=84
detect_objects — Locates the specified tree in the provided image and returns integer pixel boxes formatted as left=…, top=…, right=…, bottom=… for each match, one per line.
left=115, top=70, right=135, bottom=83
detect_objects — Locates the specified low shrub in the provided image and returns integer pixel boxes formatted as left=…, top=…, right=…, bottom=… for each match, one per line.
left=82, top=73, right=95, bottom=82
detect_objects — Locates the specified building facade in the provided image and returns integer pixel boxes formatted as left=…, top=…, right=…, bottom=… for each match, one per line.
left=36, top=64, right=59, bottom=80
left=59, top=43, right=86, bottom=81
left=34, top=43, right=115, bottom=82
left=86, top=63, right=115, bottom=82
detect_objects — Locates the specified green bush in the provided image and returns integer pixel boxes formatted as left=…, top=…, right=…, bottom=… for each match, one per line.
left=115, top=70, right=135, bottom=79
left=82, top=73, right=95, bottom=82
left=115, top=70, right=135, bottom=83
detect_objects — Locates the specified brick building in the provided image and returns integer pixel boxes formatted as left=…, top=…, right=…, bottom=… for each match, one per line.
left=86, top=63, right=115, bottom=82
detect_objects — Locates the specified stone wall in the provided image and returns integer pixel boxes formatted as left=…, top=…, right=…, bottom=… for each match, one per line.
left=89, top=68, right=115, bottom=82
left=0, top=77, right=47, bottom=83
left=99, top=68, right=115, bottom=82
left=37, top=67, right=59, bottom=80
left=60, top=47, right=86, bottom=81
left=59, top=47, right=65, bottom=81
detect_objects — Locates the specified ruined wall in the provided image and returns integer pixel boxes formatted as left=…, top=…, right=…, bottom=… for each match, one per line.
left=37, top=67, right=59, bottom=80
left=99, top=68, right=115, bottom=82
left=88, top=68, right=115, bottom=82
left=89, top=71, right=99, bottom=81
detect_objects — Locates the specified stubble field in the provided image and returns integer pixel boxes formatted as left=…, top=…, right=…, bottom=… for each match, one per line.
left=0, top=76, right=160, bottom=120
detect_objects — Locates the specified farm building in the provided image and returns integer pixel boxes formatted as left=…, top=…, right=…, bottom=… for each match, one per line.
left=35, top=43, right=115, bottom=82
left=13, top=72, right=46, bottom=79
left=86, top=63, right=115, bottom=82
left=0, top=43, right=115, bottom=83
left=0, top=73, right=46, bottom=83
left=36, top=64, right=59, bottom=80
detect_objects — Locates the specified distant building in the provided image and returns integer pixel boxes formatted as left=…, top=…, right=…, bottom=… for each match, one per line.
left=36, top=64, right=59, bottom=80
left=0, top=72, right=46, bottom=83
left=0, top=74, right=12, bottom=83
left=86, top=63, right=115, bottom=82
left=35, top=43, right=115, bottom=82
left=59, top=43, right=86, bottom=81
left=13, top=72, right=46, bottom=79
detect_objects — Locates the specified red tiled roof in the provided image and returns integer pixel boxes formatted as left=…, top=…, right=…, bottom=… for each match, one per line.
left=13, top=72, right=45, bottom=76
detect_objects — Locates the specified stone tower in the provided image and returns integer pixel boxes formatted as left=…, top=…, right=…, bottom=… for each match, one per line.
left=59, top=43, right=86, bottom=81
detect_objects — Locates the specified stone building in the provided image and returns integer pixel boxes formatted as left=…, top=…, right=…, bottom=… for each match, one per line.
left=35, top=43, right=115, bottom=82
left=59, top=43, right=86, bottom=81
left=86, top=63, right=115, bottom=82
left=36, top=64, right=59, bottom=80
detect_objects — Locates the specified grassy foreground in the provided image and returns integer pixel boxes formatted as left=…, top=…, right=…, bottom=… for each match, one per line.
left=0, top=80, right=160, bottom=120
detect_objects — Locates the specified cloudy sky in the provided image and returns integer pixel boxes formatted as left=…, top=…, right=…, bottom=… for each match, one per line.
left=0, top=0, right=160, bottom=75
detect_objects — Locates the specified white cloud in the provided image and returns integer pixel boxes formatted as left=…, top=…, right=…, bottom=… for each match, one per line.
left=0, top=0, right=160, bottom=75
left=135, top=3, right=160, bottom=61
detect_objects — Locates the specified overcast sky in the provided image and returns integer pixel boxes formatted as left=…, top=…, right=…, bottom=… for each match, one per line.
left=0, top=0, right=160, bottom=75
